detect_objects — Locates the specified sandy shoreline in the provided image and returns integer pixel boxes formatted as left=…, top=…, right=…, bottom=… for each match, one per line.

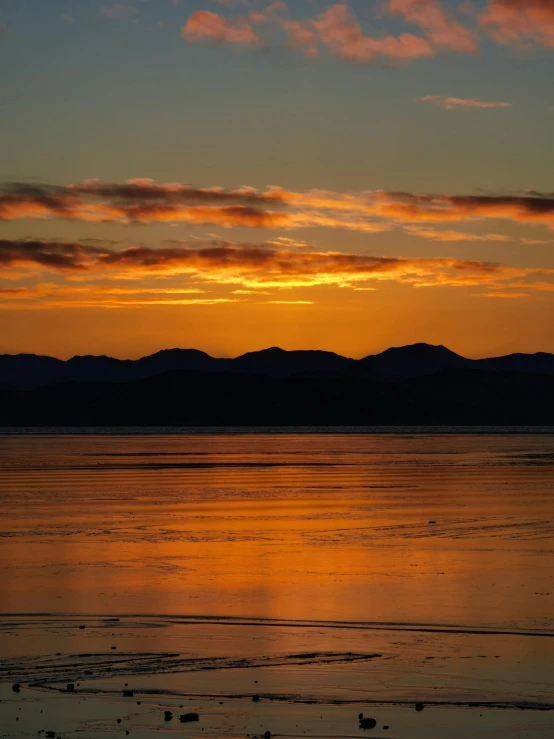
left=2, top=615, right=553, bottom=739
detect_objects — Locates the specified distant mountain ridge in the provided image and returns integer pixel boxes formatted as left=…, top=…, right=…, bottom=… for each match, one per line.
left=1, top=342, right=554, bottom=389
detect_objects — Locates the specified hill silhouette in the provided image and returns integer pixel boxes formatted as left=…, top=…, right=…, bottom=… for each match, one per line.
left=1, top=343, right=554, bottom=390
left=1, top=366, right=554, bottom=426
left=357, top=343, right=473, bottom=379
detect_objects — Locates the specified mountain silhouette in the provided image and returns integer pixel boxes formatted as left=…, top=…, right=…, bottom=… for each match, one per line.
left=358, top=343, right=472, bottom=379
left=231, top=347, right=350, bottom=376
left=1, top=343, right=554, bottom=389
left=479, top=352, right=554, bottom=375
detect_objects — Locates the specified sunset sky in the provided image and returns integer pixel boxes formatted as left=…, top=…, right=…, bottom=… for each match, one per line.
left=1, top=0, right=554, bottom=359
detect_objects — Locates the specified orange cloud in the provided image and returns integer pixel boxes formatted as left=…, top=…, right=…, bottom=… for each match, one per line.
left=0, top=281, right=235, bottom=309
left=180, top=1, right=554, bottom=60
left=473, top=291, right=529, bottom=298
left=184, top=3, right=435, bottom=63
left=2, top=239, right=554, bottom=296
left=521, top=238, right=554, bottom=245
left=419, top=95, right=511, bottom=109
left=0, top=180, right=390, bottom=233
left=405, top=226, right=511, bottom=241
left=479, top=0, right=554, bottom=48
left=367, top=191, right=554, bottom=228
left=386, top=0, right=479, bottom=54
left=182, top=10, right=263, bottom=46
left=307, top=4, right=435, bottom=63
left=2, top=180, right=554, bottom=232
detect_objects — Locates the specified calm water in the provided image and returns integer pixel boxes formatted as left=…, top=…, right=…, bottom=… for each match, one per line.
left=1, top=431, right=553, bottom=623
left=1, top=432, right=553, bottom=738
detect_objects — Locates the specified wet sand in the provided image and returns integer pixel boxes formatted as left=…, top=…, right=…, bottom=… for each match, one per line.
left=1, top=432, right=553, bottom=737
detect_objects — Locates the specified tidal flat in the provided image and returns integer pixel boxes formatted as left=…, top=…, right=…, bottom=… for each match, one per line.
left=1, top=431, right=553, bottom=738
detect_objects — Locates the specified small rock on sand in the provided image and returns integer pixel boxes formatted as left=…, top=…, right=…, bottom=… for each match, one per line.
left=164, top=711, right=173, bottom=721
left=415, top=702, right=425, bottom=711
left=66, top=683, right=75, bottom=692
left=12, top=683, right=21, bottom=693
left=359, top=717, right=377, bottom=729
left=179, top=713, right=200, bottom=723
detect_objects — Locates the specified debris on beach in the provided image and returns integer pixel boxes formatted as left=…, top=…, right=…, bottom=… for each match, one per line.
left=12, top=683, right=21, bottom=692
left=252, top=695, right=260, bottom=702
left=66, top=683, right=75, bottom=692
left=179, top=712, right=200, bottom=723
left=164, top=711, right=173, bottom=721
left=415, top=702, right=425, bottom=711
left=359, top=716, right=377, bottom=729
left=264, top=731, right=271, bottom=739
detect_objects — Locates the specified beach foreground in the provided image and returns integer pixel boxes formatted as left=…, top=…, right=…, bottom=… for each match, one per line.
left=1, top=431, right=553, bottom=738
left=2, top=614, right=553, bottom=739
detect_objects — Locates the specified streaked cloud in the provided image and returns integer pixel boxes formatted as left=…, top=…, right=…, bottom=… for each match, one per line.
left=405, top=227, right=511, bottom=241
left=473, top=291, right=529, bottom=298
left=0, top=281, right=235, bottom=309
left=521, top=237, right=554, bottom=245
left=266, top=236, right=313, bottom=248
left=419, top=95, right=511, bottom=109
left=1, top=239, right=554, bottom=297
left=2, top=179, right=554, bottom=232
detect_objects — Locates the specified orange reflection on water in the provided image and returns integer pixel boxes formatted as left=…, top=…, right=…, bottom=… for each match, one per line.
left=1, top=433, right=553, bottom=629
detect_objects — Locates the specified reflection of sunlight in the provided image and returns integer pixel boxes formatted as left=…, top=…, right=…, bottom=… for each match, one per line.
left=1, top=434, right=552, bottom=629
